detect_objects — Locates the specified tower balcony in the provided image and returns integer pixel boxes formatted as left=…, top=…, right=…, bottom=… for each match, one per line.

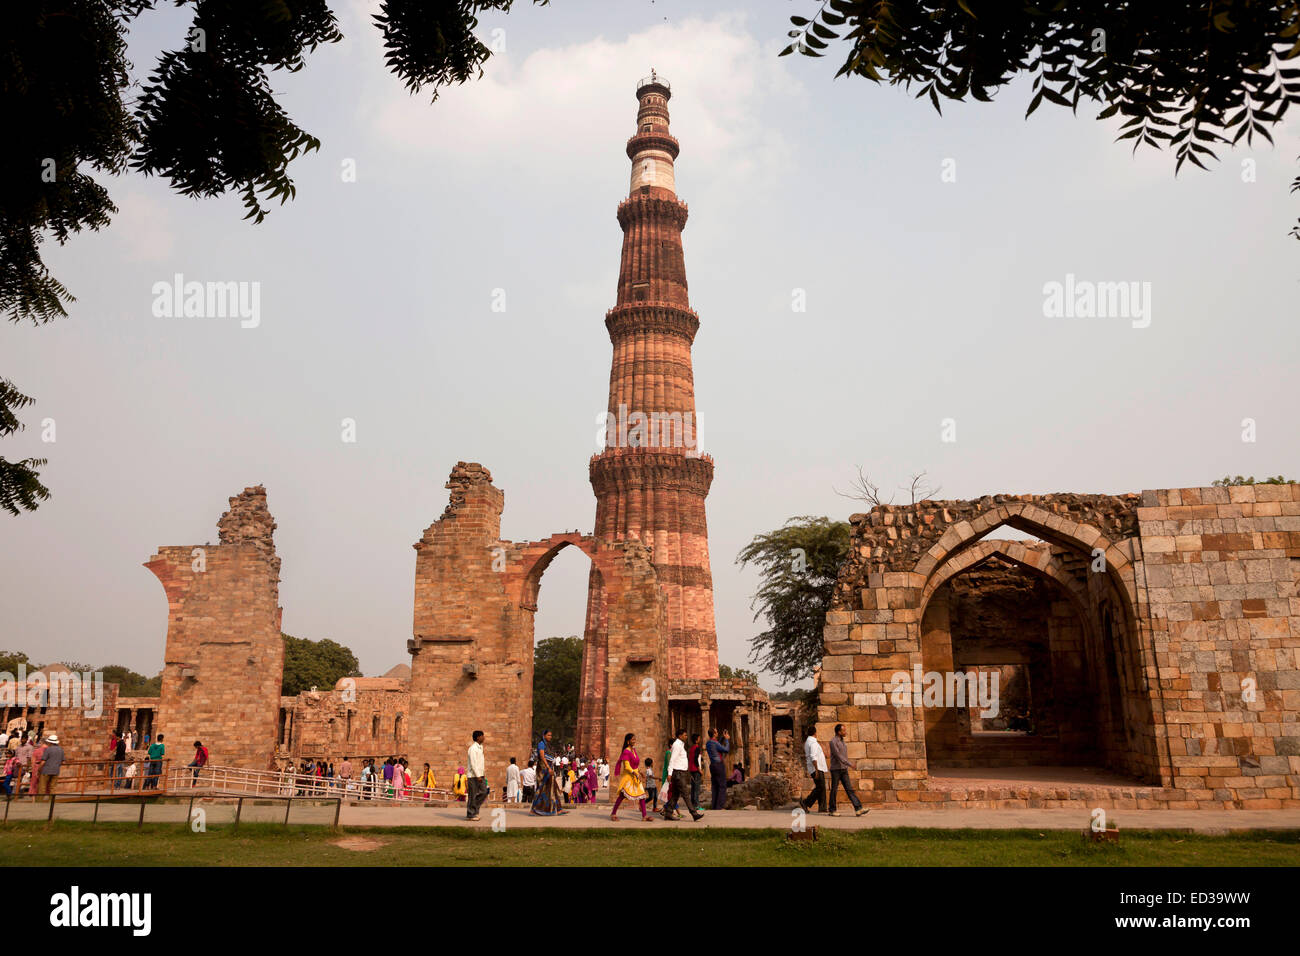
left=590, top=446, right=714, bottom=466
left=616, top=194, right=688, bottom=230
left=605, top=302, right=700, bottom=343
left=626, top=131, right=680, bottom=161
left=589, top=448, right=716, bottom=497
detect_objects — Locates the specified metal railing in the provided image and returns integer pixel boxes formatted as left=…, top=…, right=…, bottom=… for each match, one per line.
left=637, top=72, right=669, bottom=92
left=1, top=790, right=341, bottom=828
left=163, top=764, right=463, bottom=805
left=1, top=757, right=173, bottom=798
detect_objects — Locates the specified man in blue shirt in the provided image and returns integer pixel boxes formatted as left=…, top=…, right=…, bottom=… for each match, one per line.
left=705, top=728, right=730, bottom=809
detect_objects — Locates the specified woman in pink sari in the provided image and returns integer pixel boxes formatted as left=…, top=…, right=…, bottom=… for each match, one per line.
left=28, top=741, right=46, bottom=795
left=610, top=733, right=652, bottom=822
left=585, top=762, right=599, bottom=803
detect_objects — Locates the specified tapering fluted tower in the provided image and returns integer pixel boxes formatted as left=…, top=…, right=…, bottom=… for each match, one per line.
left=575, top=73, right=719, bottom=752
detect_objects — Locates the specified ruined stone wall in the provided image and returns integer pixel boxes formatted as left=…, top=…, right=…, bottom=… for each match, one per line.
left=770, top=700, right=814, bottom=794
left=666, top=677, right=772, bottom=786
left=407, top=463, right=531, bottom=779
left=407, top=463, right=669, bottom=781
left=819, top=496, right=1135, bottom=804
left=1135, top=485, right=1300, bottom=809
left=285, top=680, right=410, bottom=764
left=819, top=488, right=1300, bottom=809
left=2, top=680, right=120, bottom=765
left=114, top=697, right=158, bottom=740
left=145, top=486, right=284, bottom=770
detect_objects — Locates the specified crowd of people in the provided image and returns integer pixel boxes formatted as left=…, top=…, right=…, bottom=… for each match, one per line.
left=439, top=725, right=756, bottom=823
left=1, top=727, right=65, bottom=796
left=2, top=724, right=209, bottom=797
left=280, top=755, right=442, bottom=799
left=5, top=719, right=870, bottom=821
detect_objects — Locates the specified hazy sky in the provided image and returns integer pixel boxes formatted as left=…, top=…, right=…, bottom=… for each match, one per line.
left=4, top=0, right=1297, bottom=689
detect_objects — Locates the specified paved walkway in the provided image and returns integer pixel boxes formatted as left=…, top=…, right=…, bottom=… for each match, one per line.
left=336, top=802, right=1300, bottom=834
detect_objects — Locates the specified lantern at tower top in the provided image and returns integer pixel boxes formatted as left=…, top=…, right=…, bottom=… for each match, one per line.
left=636, top=69, right=671, bottom=98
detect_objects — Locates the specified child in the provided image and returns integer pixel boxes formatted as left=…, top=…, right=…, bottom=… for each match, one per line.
left=0, top=751, right=18, bottom=796
left=453, top=766, right=468, bottom=801
left=644, top=757, right=658, bottom=810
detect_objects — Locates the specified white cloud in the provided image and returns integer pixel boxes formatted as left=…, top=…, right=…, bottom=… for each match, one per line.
left=366, top=13, right=804, bottom=195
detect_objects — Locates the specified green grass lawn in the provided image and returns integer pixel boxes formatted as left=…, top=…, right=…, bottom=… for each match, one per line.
left=3, top=821, right=1299, bottom=866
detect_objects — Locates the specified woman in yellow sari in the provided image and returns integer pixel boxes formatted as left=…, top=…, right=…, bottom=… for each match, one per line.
left=610, top=732, right=652, bottom=822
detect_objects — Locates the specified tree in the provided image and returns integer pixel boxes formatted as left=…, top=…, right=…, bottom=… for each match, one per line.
left=0, top=651, right=162, bottom=694
left=835, top=466, right=941, bottom=507
left=769, top=687, right=812, bottom=703
left=531, top=636, right=583, bottom=746
left=3, top=0, right=548, bottom=513
left=718, top=663, right=760, bottom=684
left=783, top=2, right=1300, bottom=237
left=99, top=664, right=162, bottom=697
left=0, top=379, right=50, bottom=516
left=736, top=516, right=852, bottom=684
left=281, top=633, right=361, bottom=697
left=0, top=650, right=31, bottom=675
left=1212, top=474, right=1295, bottom=486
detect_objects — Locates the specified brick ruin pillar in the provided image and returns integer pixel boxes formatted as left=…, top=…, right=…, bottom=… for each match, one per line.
left=144, top=485, right=284, bottom=770
left=407, top=463, right=533, bottom=781
left=594, top=538, right=670, bottom=766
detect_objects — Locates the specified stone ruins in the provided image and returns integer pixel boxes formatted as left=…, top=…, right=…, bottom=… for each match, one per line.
left=143, top=486, right=284, bottom=769
left=15, top=74, right=1297, bottom=812
left=821, top=487, right=1300, bottom=809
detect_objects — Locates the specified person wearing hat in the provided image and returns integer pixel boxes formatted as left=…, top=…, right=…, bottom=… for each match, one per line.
left=37, top=733, right=64, bottom=797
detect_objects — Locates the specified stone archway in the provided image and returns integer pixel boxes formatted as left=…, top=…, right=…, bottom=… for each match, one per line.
left=918, top=545, right=1118, bottom=769
left=918, top=538, right=1093, bottom=623
left=910, top=500, right=1140, bottom=610
left=405, top=464, right=668, bottom=782
left=818, top=492, right=1173, bottom=806
left=506, top=532, right=669, bottom=757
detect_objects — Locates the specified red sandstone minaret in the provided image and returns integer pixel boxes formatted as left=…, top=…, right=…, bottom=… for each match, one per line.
left=582, top=71, right=719, bottom=705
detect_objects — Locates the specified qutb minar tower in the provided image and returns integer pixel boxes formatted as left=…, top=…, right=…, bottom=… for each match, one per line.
left=576, top=72, right=719, bottom=752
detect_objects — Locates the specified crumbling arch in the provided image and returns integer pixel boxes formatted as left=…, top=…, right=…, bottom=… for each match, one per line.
left=911, top=501, right=1138, bottom=611
left=909, top=509, right=1158, bottom=783
left=919, top=538, right=1093, bottom=629
left=917, top=546, right=1107, bottom=769
left=507, top=534, right=611, bottom=753
left=510, top=533, right=609, bottom=612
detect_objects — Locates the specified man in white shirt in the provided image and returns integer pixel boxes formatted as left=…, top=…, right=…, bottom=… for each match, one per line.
left=662, top=728, right=703, bottom=822
left=521, top=761, right=537, bottom=803
left=466, top=730, right=487, bottom=821
left=800, top=728, right=829, bottom=813
left=506, top=757, right=521, bottom=803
